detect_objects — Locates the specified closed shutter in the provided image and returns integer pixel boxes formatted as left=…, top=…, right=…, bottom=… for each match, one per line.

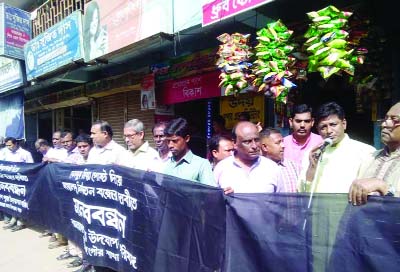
left=97, top=93, right=127, bottom=146
left=126, top=91, right=155, bottom=145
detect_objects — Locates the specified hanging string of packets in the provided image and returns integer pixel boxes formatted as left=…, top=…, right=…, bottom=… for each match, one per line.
left=304, top=5, right=365, bottom=79
left=216, top=33, right=254, bottom=96
left=252, top=19, right=297, bottom=103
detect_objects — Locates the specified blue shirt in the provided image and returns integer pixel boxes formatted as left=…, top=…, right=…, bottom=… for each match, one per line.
left=163, top=150, right=216, bottom=187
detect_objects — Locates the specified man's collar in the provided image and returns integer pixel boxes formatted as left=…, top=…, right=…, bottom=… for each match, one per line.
left=173, top=149, right=193, bottom=164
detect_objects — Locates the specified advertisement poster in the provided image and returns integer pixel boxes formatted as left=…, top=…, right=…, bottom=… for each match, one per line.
left=0, top=3, right=31, bottom=60
left=140, top=74, right=155, bottom=110
left=24, top=11, right=83, bottom=80
left=0, top=56, right=24, bottom=93
left=83, top=0, right=172, bottom=62
left=220, top=93, right=265, bottom=129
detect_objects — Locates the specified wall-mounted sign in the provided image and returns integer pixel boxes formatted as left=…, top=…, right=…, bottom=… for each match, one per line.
left=83, top=0, right=172, bottom=62
left=152, top=48, right=218, bottom=82
left=202, top=0, right=273, bottom=26
left=141, top=74, right=156, bottom=110
left=0, top=3, right=31, bottom=60
left=157, top=71, right=221, bottom=105
left=220, top=93, right=265, bottom=129
left=0, top=56, right=24, bottom=93
left=24, top=11, right=83, bottom=81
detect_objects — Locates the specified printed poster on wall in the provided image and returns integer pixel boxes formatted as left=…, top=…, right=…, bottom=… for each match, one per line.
left=0, top=56, right=24, bottom=93
left=140, top=74, right=156, bottom=110
left=24, top=11, right=84, bottom=81
left=83, top=0, right=172, bottom=62
left=220, top=93, right=265, bottom=129
left=0, top=3, right=31, bottom=60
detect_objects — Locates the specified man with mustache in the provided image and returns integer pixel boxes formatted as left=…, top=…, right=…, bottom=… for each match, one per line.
left=349, top=102, right=400, bottom=205
left=284, top=104, right=323, bottom=169
left=214, top=121, right=280, bottom=194
left=298, top=102, right=375, bottom=193
left=260, top=128, right=299, bottom=192
left=163, top=117, right=216, bottom=186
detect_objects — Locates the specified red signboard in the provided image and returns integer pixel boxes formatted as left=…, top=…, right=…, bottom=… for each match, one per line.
left=202, top=0, right=273, bottom=26
left=157, top=71, right=221, bottom=105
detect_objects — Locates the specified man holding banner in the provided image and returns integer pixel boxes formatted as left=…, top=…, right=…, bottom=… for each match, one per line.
left=349, top=102, right=400, bottom=205
left=214, top=121, right=280, bottom=194
left=2, top=137, right=33, bottom=232
left=163, top=117, right=216, bottom=186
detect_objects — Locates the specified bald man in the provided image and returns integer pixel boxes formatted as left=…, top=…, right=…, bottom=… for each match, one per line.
left=214, top=121, right=280, bottom=194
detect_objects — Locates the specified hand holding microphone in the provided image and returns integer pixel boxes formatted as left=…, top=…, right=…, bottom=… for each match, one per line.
left=310, top=138, right=333, bottom=164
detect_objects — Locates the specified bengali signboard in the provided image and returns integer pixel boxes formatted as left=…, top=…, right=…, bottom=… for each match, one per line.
left=220, top=93, right=265, bottom=128
left=24, top=11, right=84, bottom=81
left=0, top=3, right=31, bottom=60
left=0, top=56, right=24, bottom=93
left=151, top=48, right=218, bottom=81
left=157, top=71, right=221, bottom=105
left=83, top=0, right=172, bottom=62
left=202, top=0, right=273, bottom=26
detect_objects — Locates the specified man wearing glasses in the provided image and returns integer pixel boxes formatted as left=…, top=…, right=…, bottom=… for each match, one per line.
left=123, top=119, right=160, bottom=171
left=349, top=102, right=400, bottom=205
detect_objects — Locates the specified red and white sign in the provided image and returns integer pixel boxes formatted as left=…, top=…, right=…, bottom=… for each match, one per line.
left=157, top=71, right=221, bottom=105
left=202, top=0, right=273, bottom=26
left=141, top=74, right=155, bottom=110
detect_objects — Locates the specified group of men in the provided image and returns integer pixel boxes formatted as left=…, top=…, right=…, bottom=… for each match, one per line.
left=0, top=100, right=399, bottom=272
left=208, top=101, right=400, bottom=205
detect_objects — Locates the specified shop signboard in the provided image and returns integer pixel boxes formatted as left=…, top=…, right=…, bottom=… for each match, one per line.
left=0, top=56, right=24, bottom=93
left=0, top=3, right=31, bottom=60
left=24, top=11, right=83, bottom=81
left=83, top=0, right=172, bottom=62
left=202, top=0, right=273, bottom=26
left=152, top=48, right=218, bottom=81
left=157, top=71, right=221, bottom=105
left=220, top=93, right=265, bottom=129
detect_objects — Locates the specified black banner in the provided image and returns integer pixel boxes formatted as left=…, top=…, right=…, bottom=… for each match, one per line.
left=1, top=161, right=400, bottom=272
left=0, top=161, right=225, bottom=272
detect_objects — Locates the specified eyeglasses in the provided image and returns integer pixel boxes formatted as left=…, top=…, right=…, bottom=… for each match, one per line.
left=124, top=132, right=141, bottom=138
left=377, top=115, right=400, bottom=128
left=153, top=135, right=165, bottom=139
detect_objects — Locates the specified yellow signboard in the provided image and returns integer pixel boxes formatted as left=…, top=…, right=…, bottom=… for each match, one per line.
left=220, top=94, right=265, bottom=129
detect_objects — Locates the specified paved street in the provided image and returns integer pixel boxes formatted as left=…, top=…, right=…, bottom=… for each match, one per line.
left=0, top=221, right=74, bottom=272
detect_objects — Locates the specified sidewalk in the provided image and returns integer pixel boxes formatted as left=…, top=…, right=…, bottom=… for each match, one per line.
left=0, top=220, right=76, bottom=272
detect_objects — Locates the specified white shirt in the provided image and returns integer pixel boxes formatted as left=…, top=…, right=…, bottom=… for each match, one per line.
left=45, top=147, right=68, bottom=161
left=298, top=134, right=376, bottom=193
left=87, top=140, right=130, bottom=166
left=2, top=147, right=34, bottom=163
left=214, top=155, right=280, bottom=193
left=125, top=141, right=162, bottom=171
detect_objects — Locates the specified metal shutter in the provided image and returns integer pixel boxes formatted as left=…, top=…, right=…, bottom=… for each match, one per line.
left=97, top=93, right=127, bottom=146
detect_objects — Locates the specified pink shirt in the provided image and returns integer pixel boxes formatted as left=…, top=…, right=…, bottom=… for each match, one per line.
left=283, top=132, right=323, bottom=169
left=214, top=155, right=280, bottom=193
